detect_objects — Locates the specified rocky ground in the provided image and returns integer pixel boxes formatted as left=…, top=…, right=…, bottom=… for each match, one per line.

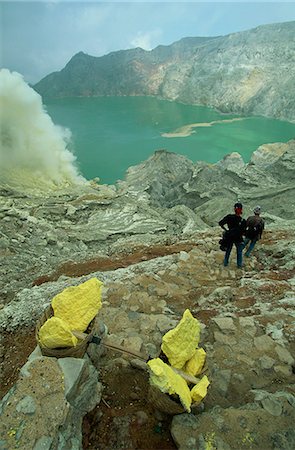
left=0, top=143, right=295, bottom=449
left=1, top=225, right=294, bottom=449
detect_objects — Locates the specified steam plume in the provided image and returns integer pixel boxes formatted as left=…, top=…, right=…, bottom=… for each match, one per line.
left=0, top=69, right=85, bottom=191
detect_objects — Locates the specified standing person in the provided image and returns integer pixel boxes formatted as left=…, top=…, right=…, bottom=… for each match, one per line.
left=219, top=202, right=246, bottom=268
left=244, top=206, right=265, bottom=257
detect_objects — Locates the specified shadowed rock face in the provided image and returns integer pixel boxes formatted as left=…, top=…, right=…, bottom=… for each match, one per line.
left=120, top=140, right=295, bottom=223
left=34, top=21, right=295, bottom=121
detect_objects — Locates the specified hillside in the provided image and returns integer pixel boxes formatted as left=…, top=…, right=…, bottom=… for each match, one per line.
left=0, top=142, right=295, bottom=448
left=34, top=21, right=295, bottom=121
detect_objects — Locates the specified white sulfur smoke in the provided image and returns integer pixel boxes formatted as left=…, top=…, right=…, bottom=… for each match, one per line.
left=0, top=69, right=85, bottom=191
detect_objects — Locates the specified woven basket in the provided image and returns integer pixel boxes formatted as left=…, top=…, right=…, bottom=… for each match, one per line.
left=36, top=305, right=96, bottom=359
left=148, top=385, right=190, bottom=415
left=148, top=384, right=204, bottom=415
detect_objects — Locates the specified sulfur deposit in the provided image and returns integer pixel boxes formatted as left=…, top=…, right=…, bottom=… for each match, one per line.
left=38, top=277, right=103, bottom=349
left=147, top=310, right=209, bottom=412
left=38, top=316, right=78, bottom=348
left=148, top=358, right=193, bottom=412
left=161, top=309, right=201, bottom=368
left=190, top=375, right=210, bottom=403
left=185, top=348, right=207, bottom=377
left=52, top=277, right=103, bottom=332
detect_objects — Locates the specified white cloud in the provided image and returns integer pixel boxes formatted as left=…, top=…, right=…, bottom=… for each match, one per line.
left=130, top=29, right=162, bottom=50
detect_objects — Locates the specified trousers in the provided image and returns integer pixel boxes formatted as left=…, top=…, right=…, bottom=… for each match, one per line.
left=224, top=241, right=243, bottom=267
left=243, top=237, right=258, bottom=257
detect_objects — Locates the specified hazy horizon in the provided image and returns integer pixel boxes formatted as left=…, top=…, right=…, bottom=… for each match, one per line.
left=1, top=1, right=295, bottom=84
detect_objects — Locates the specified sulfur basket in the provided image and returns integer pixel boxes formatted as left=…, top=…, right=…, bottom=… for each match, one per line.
left=35, top=305, right=96, bottom=359
left=148, top=385, right=187, bottom=415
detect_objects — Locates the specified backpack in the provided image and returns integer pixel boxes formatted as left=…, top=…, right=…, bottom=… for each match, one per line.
left=219, top=230, right=230, bottom=251
left=245, top=223, right=262, bottom=239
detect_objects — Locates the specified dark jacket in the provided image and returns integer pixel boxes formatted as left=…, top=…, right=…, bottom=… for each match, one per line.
left=219, top=214, right=246, bottom=243
left=245, top=215, right=265, bottom=239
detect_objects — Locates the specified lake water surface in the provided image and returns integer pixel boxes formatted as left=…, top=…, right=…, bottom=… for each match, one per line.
left=45, top=97, right=295, bottom=184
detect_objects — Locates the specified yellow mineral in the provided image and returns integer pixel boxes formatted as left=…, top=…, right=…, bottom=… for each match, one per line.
left=185, top=348, right=206, bottom=377
left=52, top=278, right=103, bottom=332
left=190, top=375, right=210, bottom=404
left=38, top=317, right=78, bottom=348
left=147, top=358, right=192, bottom=412
left=161, top=309, right=201, bottom=369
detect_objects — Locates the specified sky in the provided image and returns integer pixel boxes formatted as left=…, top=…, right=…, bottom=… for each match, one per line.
left=1, top=1, right=295, bottom=84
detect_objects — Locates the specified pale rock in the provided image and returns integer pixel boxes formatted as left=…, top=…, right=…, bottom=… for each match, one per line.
left=145, top=343, right=159, bottom=358
left=105, top=357, right=130, bottom=370
left=254, top=335, right=276, bottom=352
left=123, top=336, right=143, bottom=354
left=156, top=315, right=177, bottom=333
left=214, top=331, right=237, bottom=346
left=66, top=205, right=77, bottom=216
left=232, top=373, right=245, bottom=383
left=57, top=358, right=86, bottom=402
left=158, top=299, right=167, bottom=308
left=130, top=304, right=139, bottom=312
left=218, top=152, right=245, bottom=172
left=28, top=345, right=43, bottom=362
left=236, top=354, right=255, bottom=366
left=214, top=369, right=232, bottom=395
left=211, top=286, right=234, bottom=302
left=0, top=237, right=9, bottom=249
left=275, top=345, right=294, bottom=365
left=261, top=397, right=283, bottom=416
left=33, top=436, right=53, bottom=450
left=266, top=322, right=285, bottom=341
left=239, top=316, right=256, bottom=329
left=103, top=334, right=124, bottom=348
left=16, top=395, right=36, bottom=415
left=274, top=365, right=293, bottom=377
left=87, top=341, right=106, bottom=367
left=179, top=251, right=190, bottom=261
left=154, top=286, right=168, bottom=297
left=251, top=143, right=287, bottom=166
left=130, top=358, right=148, bottom=371
left=213, top=317, right=236, bottom=332
left=259, top=355, right=275, bottom=370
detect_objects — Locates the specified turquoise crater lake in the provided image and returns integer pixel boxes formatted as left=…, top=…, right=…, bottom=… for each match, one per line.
left=45, top=97, right=295, bottom=184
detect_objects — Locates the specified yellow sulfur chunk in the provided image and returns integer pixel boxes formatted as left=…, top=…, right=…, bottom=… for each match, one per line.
left=161, top=309, right=201, bottom=369
left=39, top=317, right=78, bottom=348
left=52, top=278, right=103, bottom=332
left=148, top=358, right=192, bottom=412
left=190, top=375, right=210, bottom=404
left=185, top=348, right=206, bottom=377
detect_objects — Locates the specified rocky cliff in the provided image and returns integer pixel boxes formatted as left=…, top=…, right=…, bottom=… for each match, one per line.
left=34, top=21, right=295, bottom=121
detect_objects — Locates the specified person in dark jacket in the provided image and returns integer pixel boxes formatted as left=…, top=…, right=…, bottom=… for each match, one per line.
left=219, top=202, right=246, bottom=268
left=244, top=205, right=265, bottom=257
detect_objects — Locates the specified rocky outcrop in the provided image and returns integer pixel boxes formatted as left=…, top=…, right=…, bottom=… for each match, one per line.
left=0, top=140, right=294, bottom=304
left=0, top=353, right=102, bottom=449
left=34, top=21, right=295, bottom=121
left=120, top=140, right=295, bottom=223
